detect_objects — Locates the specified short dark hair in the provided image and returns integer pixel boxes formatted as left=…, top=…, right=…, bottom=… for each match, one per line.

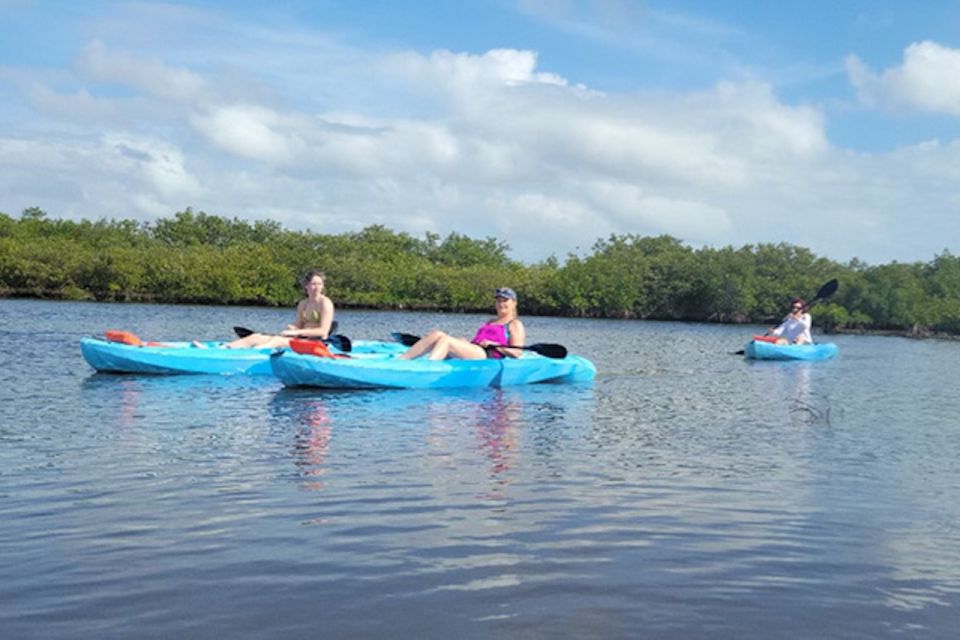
left=301, top=270, right=326, bottom=287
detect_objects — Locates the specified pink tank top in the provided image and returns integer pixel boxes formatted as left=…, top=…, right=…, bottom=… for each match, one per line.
left=471, top=322, right=510, bottom=359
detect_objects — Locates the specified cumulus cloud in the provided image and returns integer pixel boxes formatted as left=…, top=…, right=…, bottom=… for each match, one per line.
left=4, top=4, right=960, bottom=264
left=191, top=105, right=307, bottom=163
left=0, top=132, right=201, bottom=219
left=847, top=41, right=960, bottom=116
left=101, top=134, right=202, bottom=201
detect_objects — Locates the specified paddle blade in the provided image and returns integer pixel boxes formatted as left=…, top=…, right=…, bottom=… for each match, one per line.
left=233, top=326, right=256, bottom=338
left=814, top=279, right=839, bottom=302
left=326, top=334, right=352, bottom=352
left=527, top=343, right=567, bottom=359
left=392, top=332, right=421, bottom=347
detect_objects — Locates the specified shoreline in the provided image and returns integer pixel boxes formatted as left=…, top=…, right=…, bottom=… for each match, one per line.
left=6, top=291, right=960, bottom=342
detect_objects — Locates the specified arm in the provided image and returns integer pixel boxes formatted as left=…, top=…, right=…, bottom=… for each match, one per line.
left=770, top=317, right=788, bottom=337
left=498, top=319, right=525, bottom=359
left=282, top=298, right=335, bottom=339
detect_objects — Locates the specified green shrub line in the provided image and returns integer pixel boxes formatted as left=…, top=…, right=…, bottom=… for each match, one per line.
left=3, top=207, right=960, bottom=335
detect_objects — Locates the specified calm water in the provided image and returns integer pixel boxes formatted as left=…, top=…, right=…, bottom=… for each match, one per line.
left=1, top=299, right=958, bottom=639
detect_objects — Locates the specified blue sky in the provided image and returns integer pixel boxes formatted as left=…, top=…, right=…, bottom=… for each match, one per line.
left=3, top=0, right=960, bottom=264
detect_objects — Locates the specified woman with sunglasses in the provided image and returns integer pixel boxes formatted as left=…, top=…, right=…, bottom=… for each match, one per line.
left=769, top=297, right=813, bottom=345
left=399, top=287, right=526, bottom=360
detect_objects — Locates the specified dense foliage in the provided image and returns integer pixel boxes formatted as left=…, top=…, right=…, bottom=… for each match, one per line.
left=2, top=207, right=959, bottom=335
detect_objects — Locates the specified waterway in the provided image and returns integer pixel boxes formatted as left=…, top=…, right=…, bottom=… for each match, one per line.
left=1, top=299, right=958, bottom=638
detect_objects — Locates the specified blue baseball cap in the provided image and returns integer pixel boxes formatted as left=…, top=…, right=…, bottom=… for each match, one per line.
left=494, top=287, right=517, bottom=300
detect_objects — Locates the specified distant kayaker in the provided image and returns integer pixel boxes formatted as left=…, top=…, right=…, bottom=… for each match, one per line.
left=226, top=270, right=335, bottom=349
left=399, top=287, right=526, bottom=360
left=769, top=297, right=813, bottom=345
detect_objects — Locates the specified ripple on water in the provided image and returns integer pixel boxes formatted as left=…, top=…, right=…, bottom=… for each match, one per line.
left=1, top=303, right=959, bottom=638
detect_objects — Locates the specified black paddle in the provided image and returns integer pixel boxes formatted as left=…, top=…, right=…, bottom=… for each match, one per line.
left=233, top=321, right=351, bottom=352
left=391, top=332, right=568, bottom=359
left=734, top=278, right=839, bottom=355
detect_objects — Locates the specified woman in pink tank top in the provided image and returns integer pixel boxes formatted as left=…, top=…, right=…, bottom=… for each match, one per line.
left=399, top=287, right=526, bottom=361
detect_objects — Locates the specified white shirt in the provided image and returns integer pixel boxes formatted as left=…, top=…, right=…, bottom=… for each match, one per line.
left=772, top=313, right=812, bottom=344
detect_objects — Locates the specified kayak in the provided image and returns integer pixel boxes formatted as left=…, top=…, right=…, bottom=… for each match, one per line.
left=744, top=339, right=838, bottom=361
left=81, top=337, right=276, bottom=375
left=80, top=336, right=406, bottom=375
left=270, top=350, right=597, bottom=389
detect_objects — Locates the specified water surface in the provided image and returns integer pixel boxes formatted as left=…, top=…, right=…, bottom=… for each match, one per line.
left=1, top=299, right=958, bottom=639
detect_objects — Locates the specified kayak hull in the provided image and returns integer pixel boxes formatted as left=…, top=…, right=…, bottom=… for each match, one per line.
left=80, top=338, right=407, bottom=375
left=744, top=340, right=838, bottom=361
left=81, top=338, right=276, bottom=375
left=270, top=351, right=597, bottom=389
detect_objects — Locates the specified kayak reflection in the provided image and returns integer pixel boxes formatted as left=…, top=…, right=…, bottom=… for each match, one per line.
left=267, top=385, right=595, bottom=499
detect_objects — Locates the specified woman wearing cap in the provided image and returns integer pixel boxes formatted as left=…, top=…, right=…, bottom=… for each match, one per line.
left=399, top=287, right=526, bottom=360
left=769, top=297, right=813, bottom=345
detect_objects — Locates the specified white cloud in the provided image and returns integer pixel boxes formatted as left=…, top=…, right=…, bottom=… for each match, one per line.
left=100, top=134, right=202, bottom=201
left=76, top=40, right=209, bottom=104
left=847, top=41, right=960, bottom=116
left=4, top=3, right=960, bottom=265
left=191, top=105, right=306, bottom=163
left=389, top=48, right=568, bottom=92
left=585, top=181, right=734, bottom=240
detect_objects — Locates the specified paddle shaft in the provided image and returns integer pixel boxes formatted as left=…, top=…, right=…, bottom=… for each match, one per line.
left=391, top=332, right=567, bottom=359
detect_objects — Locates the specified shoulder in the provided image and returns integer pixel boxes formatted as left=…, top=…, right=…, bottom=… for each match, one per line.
left=508, top=318, right=525, bottom=331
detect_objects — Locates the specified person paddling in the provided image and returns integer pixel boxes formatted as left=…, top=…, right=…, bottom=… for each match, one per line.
left=769, top=297, right=813, bottom=345
left=399, top=287, right=526, bottom=360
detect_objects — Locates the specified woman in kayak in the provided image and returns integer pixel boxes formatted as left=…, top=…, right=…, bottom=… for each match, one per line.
left=399, top=287, right=526, bottom=360
left=769, top=297, right=813, bottom=345
left=226, top=270, right=335, bottom=349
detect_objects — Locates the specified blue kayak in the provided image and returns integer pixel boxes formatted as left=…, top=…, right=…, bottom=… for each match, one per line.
left=270, top=350, right=597, bottom=389
left=744, top=340, right=838, bottom=361
left=80, top=337, right=406, bottom=375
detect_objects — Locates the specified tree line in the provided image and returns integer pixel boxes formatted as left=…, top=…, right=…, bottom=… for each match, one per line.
left=2, top=207, right=959, bottom=335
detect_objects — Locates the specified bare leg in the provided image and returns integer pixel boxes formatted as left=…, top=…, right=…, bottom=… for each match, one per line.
left=431, top=335, right=487, bottom=360
left=399, top=330, right=445, bottom=360
left=226, top=334, right=291, bottom=349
